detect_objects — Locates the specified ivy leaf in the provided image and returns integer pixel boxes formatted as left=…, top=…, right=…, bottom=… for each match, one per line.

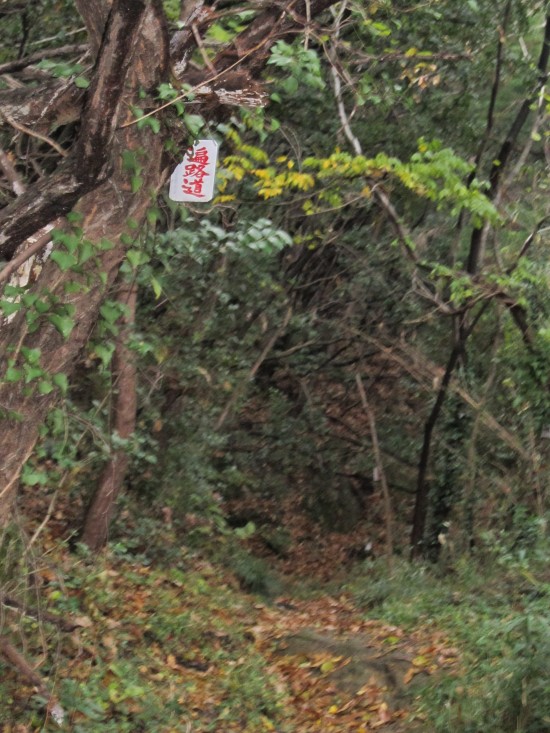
left=100, top=303, right=121, bottom=324
left=0, top=300, right=21, bottom=316
left=52, top=373, right=69, bottom=394
left=38, top=380, right=54, bottom=395
left=48, top=314, right=75, bottom=340
left=51, top=250, right=78, bottom=271
left=5, top=366, right=22, bottom=382
left=93, top=343, right=115, bottom=368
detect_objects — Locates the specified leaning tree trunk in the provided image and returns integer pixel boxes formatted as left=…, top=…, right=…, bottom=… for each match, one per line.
left=0, top=0, right=169, bottom=526
left=81, top=280, right=138, bottom=551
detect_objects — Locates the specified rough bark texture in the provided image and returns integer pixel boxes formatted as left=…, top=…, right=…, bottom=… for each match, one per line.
left=0, top=0, right=150, bottom=260
left=0, top=0, right=169, bottom=526
left=80, top=281, right=137, bottom=551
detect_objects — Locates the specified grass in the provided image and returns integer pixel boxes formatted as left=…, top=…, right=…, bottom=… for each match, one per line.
left=346, top=539, right=550, bottom=733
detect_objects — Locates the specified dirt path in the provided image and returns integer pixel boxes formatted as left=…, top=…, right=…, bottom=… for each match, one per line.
left=252, top=594, right=459, bottom=732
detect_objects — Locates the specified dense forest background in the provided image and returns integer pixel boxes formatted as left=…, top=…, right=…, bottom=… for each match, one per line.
left=0, top=1, right=549, bottom=731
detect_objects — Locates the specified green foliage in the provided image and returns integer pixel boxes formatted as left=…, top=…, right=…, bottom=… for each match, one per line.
left=268, top=40, right=326, bottom=96
left=349, top=539, right=550, bottom=733
left=229, top=548, right=281, bottom=597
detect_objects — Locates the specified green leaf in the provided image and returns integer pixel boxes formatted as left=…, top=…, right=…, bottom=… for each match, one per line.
left=74, top=76, right=90, bottom=88
left=48, top=314, right=75, bottom=340
left=150, top=276, right=163, bottom=299
left=93, top=343, right=115, bottom=368
left=21, top=347, right=41, bottom=364
left=0, top=300, right=21, bottom=316
left=24, top=365, right=44, bottom=382
left=126, top=249, right=149, bottom=267
left=38, top=380, right=54, bottom=395
left=51, top=250, right=78, bottom=271
left=21, top=468, right=48, bottom=486
left=4, top=366, right=22, bottom=382
left=52, top=373, right=69, bottom=394
left=100, top=302, right=121, bottom=324
left=184, top=114, right=205, bottom=137
left=78, top=240, right=95, bottom=263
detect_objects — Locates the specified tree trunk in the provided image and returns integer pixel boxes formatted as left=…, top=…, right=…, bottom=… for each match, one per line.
left=0, top=0, right=169, bottom=526
left=81, top=280, right=137, bottom=551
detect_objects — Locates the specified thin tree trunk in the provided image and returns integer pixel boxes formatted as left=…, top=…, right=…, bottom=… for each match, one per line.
left=410, top=12, right=550, bottom=557
left=0, top=2, right=168, bottom=527
left=81, top=280, right=137, bottom=551
left=355, top=373, right=393, bottom=565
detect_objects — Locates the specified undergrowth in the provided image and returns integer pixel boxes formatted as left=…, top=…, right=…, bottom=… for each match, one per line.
left=0, top=529, right=293, bottom=733
left=347, top=528, right=550, bottom=733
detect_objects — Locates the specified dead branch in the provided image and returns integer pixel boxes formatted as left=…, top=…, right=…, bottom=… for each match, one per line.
left=355, top=372, right=394, bottom=562
left=215, top=307, right=293, bottom=431
left=0, top=145, right=25, bottom=195
left=3, top=114, right=69, bottom=158
left=0, top=44, right=88, bottom=75
left=0, top=0, right=150, bottom=260
left=1, top=594, right=79, bottom=632
left=0, top=635, right=65, bottom=724
left=0, top=221, right=59, bottom=286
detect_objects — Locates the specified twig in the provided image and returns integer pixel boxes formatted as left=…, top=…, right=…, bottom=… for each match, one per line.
left=355, top=372, right=394, bottom=563
left=0, top=220, right=60, bottom=285
left=2, top=114, right=68, bottom=158
left=215, top=306, right=292, bottom=431
left=1, top=594, right=79, bottom=632
left=191, top=23, right=217, bottom=74
left=120, top=37, right=271, bottom=128
left=0, top=635, right=65, bottom=725
left=0, top=44, right=88, bottom=75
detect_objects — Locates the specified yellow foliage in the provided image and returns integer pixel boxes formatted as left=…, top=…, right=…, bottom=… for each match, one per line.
left=258, top=186, right=284, bottom=199
left=287, top=172, right=315, bottom=191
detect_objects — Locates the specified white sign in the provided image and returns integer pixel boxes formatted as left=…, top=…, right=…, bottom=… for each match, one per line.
left=169, top=139, right=218, bottom=202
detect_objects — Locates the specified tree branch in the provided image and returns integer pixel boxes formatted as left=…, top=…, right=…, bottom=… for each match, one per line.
left=0, top=43, right=88, bottom=75
left=467, top=12, right=550, bottom=274
left=0, top=0, right=149, bottom=260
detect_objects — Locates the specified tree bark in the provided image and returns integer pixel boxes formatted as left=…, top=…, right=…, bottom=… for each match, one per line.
left=0, top=0, right=169, bottom=526
left=81, top=280, right=137, bottom=551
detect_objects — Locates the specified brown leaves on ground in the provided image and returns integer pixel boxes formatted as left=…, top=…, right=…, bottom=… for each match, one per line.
left=252, top=594, right=459, bottom=732
left=1, top=540, right=460, bottom=733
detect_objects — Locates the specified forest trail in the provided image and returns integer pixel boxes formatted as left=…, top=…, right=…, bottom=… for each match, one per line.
left=252, top=593, right=459, bottom=732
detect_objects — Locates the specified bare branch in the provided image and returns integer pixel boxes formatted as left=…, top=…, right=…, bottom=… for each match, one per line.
left=0, top=0, right=150, bottom=259
left=355, top=372, right=394, bottom=562
left=3, top=114, right=69, bottom=158
left=0, top=221, right=60, bottom=286
left=0, top=44, right=88, bottom=75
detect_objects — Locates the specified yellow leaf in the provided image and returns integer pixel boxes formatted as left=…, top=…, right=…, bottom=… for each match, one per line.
left=166, top=653, right=179, bottom=670
left=412, top=654, right=430, bottom=667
